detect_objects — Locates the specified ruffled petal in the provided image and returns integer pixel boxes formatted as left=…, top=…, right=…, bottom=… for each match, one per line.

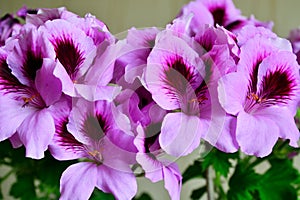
left=60, top=162, right=97, bottom=200
left=256, top=107, right=299, bottom=148
left=218, top=72, right=248, bottom=115
left=35, top=58, right=62, bottom=106
left=236, top=110, right=279, bottom=157
left=96, top=165, right=137, bottom=200
left=0, top=95, right=33, bottom=141
left=159, top=112, right=202, bottom=157
left=17, top=109, right=55, bottom=159
left=163, top=163, right=182, bottom=200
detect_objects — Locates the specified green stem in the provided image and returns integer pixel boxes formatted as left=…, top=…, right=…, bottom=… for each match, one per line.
left=206, top=166, right=215, bottom=200
left=214, top=171, right=226, bottom=199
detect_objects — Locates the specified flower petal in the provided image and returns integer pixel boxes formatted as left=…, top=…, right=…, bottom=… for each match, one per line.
left=163, top=163, right=182, bottom=200
left=256, top=107, right=299, bottom=148
left=17, top=109, right=55, bottom=159
left=0, top=95, right=33, bottom=141
left=35, top=58, right=62, bottom=106
left=60, top=162, right=97, bottom=200
left=48, top=97, right=86, bottom=160
left=53, top=61, right=75, bottom=96
left=146, top=31, right=204, bottom=110
left=96, top=165, right=137, bottom=200
left=236, top=110, right=279, bottom=157
left=74, top=84, right=121, bottom=101
left=159, top=112, right=202, bottom=157
left=218, top=72, right=248, bottom=115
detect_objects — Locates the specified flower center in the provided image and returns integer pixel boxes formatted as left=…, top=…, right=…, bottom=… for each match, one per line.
left=88, top=150, right=103, bottom=163
left=245, top=68, right=296, bottom=113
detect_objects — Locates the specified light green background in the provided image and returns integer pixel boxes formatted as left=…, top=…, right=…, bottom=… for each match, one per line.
left=0, top=0, right=300, bottom=199
left=1, top=0, right=300, bottom=37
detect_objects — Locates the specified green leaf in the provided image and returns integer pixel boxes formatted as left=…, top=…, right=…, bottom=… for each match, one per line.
left=182, top=160, right=204, bottom=184
left=190, top=186, right=206, bottom=200
left=10, top=174, right=36, bottom=200
left=35, top=151, right=76, bottom=199
left=133, top=193, right=153, bottom=200
left=90, top=188, right=115, bottom=200
left=258, top=159, right=298, bottom=200
left=227, top=164, right=261, bottom=200
left=203, top=149, right=238, bottom=177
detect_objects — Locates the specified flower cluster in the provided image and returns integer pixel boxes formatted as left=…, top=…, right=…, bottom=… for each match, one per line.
left=0, top=1, right=299, bottom=199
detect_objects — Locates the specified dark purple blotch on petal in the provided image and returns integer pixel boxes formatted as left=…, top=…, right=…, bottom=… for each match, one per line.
left=56, top=119, right=84, bottom=152
left=258, top=68, right=296, bottom=105
left=162, top=56, right=197, bottom=100
left=0, top=56, right=25, bottom=93
left=0, top=55, right=46, bottom=108
left=22, top=50, right=43, bottom=81
left=53, top=36, right=84, bottom=80
left=248, top=59, right=261, bottom=94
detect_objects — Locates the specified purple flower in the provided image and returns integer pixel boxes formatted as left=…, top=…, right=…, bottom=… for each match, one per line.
left=112, top=27, right=160, bottom=85
left=49, top=99, right=137, bottom=200
left=26, top=7, right=78, bottom=27
left=0, top=14, right=21, bottom=46
left=0, top=26, right=62, bottom=159
left=177, top=0, right=241, bottom=34
left=176, top=0, right=272, bottom=36
left=144, top=30, right=238, bottom=156
left=39, top=19, right=97, bottom=96
left=16, top=6, right=38, bottom=19
left=218, top=36, right=300, bottom=157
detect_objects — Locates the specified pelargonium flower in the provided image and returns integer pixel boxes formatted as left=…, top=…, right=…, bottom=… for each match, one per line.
left=26, top=7, right=78, bottom=27
left=49, top=99, right=137, bottom=200
left=111, top=27, right=160, bottom=85
left=0, top=26, right=62, bottom=159
left=145, top=30, right=238, bottom=157
left=36, top=11, right=116, bottom=100
left=176, top=0, right=272, bottom=36
left=218, top=36, right=300, bottom=157
left=0, top=13, right=22, bottom=46
left=39, top=18, right=96, bottom=96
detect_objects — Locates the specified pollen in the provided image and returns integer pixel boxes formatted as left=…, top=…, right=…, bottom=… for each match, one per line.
left=88, top=150, right=103, bottom=162
left=189, top=95, right=208, bottom=104
left=247, top=93, right=265, bottom=103
left=22, top=94, right=36, bottom=107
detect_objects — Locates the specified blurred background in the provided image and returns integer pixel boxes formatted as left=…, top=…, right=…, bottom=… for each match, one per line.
left=1, top=0, right=300, bottom=37
left=0, top=0, right=300, bottom=199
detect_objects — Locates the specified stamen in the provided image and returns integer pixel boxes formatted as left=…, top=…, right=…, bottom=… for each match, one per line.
left=189, top=95, right=208, bottom=104
left=88, top=150, right=103, bottom=162
left=21, top=94, right=36, bottom=107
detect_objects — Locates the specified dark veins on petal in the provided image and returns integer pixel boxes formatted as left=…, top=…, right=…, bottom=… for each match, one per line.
left=0, top=56, right=25, bottom=93
left=53, top=36, right=84, bottom=80
left=248, top=57, right=264, bottom=94
left=258, top=68, right=296, bottom=105
left=56, top=119, right=84, bottom=151
left=163, top=56, right=197, bottom=101
left=0, top=55, right=46, bottom=108
left=23, top=50, right=43, bottom=81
